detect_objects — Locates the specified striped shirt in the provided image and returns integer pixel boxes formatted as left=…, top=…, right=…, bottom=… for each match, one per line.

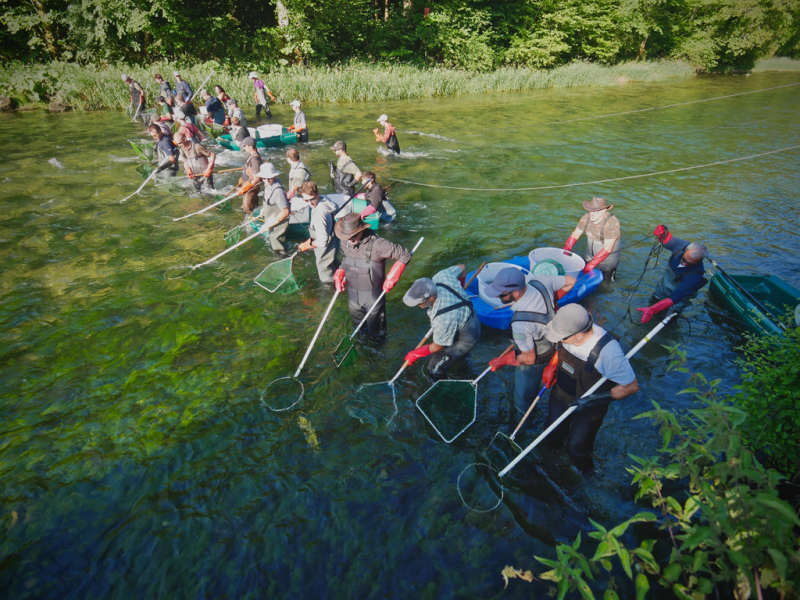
left=428, top=266, right=473, bottom=347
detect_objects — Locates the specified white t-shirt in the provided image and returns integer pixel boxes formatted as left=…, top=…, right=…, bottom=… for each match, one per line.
left=562, top=324, right=636, bottom=386
left=511, top=276, right=565, bottom=353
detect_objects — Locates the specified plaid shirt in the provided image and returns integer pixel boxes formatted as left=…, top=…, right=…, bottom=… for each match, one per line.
left=428, top=266, right=473, bottom=346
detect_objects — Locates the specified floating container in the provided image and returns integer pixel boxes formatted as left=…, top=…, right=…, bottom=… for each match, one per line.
left=529, top=248, right=585, bottom=279
left=478, top=262, right=531, bottom=308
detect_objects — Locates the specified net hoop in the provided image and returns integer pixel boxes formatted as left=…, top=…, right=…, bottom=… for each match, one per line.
left=164, top=265, right=195, bottom=280
left=457, top=462, right=504, bottom=514
left=354, top=381, right=399, bottom=427
left=261, top=376, right=305, bottom=412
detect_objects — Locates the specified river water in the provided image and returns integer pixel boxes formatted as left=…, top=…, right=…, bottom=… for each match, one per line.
left=1, top=72, right=799, bottom=599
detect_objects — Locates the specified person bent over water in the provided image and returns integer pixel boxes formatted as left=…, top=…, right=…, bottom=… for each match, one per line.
left=233, top=137, right=263, bottom=215
left=564, top=197, right=621, bottom=281
left=485, top=267, right=575, bottom=415
left=287, top=100, right=308, bottom=143
left=542, top=304, right=639, bottom=473
left=122, top=74, right=145, bottom=117
left=286, top=149, right=311, bottom=199
left=174, top=131, right=215, bottom=191
left=637, top=226, right=708, bottom=324
left=402, top=265, right=481, bottom=381
left=200, top=89, right=226, bottom=125
left=148, top=124, right=179, bottom=175
left=296, top=181, right=340, bottom=283
left=333, top=214, right=412, bottom=339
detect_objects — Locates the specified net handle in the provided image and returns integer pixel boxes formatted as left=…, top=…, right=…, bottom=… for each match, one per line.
left=294, top=290, right=341, bottom=378
left=473, top=344, right=515, bottom=385
left=174, top=188, right=240, bottom=221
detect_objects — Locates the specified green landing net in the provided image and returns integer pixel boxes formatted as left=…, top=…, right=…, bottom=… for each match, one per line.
left=254, top=252, right=299, bottom=293
left=416, top=379, right=478, bottom=444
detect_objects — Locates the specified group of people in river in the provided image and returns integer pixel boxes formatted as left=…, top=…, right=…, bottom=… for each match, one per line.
left=123, top=69, right=708, bottom=475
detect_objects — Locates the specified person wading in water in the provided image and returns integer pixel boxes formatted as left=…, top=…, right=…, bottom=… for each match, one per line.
left=563, top=197, right=621, bottom=281
left=374, top=114, right=400, bottom=154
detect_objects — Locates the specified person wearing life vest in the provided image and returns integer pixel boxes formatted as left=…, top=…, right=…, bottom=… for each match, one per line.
left=542, top=304, right=639, bottom=472
left=154, top=73, right=174, bottom=105
left=200, top=89, right=226, bottom=125
left=174, top=71, right=193, bottom=103
left=234, top=137, right=263, bottom=215
left=330, top=141, right=361, bottom=196
left=249, top=72, right=275, bottom=118
left=333, top=214, right=412, bottom=338
left=287, top=100, right=309, bottom=143
left=373, top=114, right=400, bottom=154
left=636, top=226, right=708, bottom=324
left=122, top=74, right=145, bottom=116
left=357, top=171, right=388, bottom=220
left=484, top=267, right=576, bottom=415
left=173, top=110, right=203, bottom=144
left=157, top=96, right=173, bottom=122
left=174, top=131, right=215, bottom=191
left=402, top=265, right=482, bottom=381
left=563, top=197, right=621, bottom=281
left=226, top=98, right=247, bottom=129
left=257, top=162, right=291, bottom=254
left=286, top=148, right=311, bottom=199
left=147, top=124, right=179, bottom=174
left=296, top=181, right=340, bottom=283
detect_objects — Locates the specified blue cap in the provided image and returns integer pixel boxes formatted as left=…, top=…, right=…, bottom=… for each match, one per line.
left=484, top=267, right=526, bottom=297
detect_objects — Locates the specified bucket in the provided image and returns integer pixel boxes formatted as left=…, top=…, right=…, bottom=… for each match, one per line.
left=257, top=124, right=283, bottom=139
left=478, top=262, right=530, bottom=308
left=528, top=248, right=585, bottom=279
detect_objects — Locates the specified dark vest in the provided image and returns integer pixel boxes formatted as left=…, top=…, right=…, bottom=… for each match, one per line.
left=509, top=280, right=556, bottom=363
left=342, top=234, right=384, bottom=295
left=333, top=158, right=356, bottom=195
left=554, top=333, right=615, bottom=404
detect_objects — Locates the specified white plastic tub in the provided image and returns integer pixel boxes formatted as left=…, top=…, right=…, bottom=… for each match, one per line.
left=528, top=247, right=585, bottom=279
left=257, top=124, right=283, bottom=139
left=478, top=262, right=530, bottom=308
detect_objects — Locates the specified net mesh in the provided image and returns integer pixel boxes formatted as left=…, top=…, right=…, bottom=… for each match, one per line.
left=224, top=225, right=242, bottom=246
left=213, top=195, right=232, bottom=213
left=416, top=380, right=477, bottom=443
left=135, top=163, right=154, bottom=179
left=254, top=257, right=297, bottom=293
left=128, top=139, right=154, bottom=161
left=261, top=376, right=304, bottom=412
left=347, top=381, right=399, bottom=429
left=333, top=336, right=356, bottom=367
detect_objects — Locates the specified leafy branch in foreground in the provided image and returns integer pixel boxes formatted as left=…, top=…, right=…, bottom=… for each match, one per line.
left=504, top=344, right=800, bottom=600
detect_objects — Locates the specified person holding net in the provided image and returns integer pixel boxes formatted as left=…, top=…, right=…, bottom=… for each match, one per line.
left=401, top=265, right=481, bottom=381
left=174, top=131, right=215, bottom=191
left=296, top=181, right=340, bottom=284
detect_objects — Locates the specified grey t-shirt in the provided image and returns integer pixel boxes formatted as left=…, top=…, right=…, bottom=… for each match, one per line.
left=562, top=324, right=636, bottom=385
left=337, top=155, right=360, bottom=176
left=289, top=161, right=311, bottom=191
left=511, top=276, right=564, bottom=353
left=264, top=180, right=288, bottom=210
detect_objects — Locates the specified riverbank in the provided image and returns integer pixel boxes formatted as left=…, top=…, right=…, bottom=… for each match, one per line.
left=0, top=60, right=696, bottom=112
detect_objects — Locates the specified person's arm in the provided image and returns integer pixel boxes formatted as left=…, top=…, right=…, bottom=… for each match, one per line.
left=185, top=82, right=193, bottom=102
left=610, top=378, right=639, bottom=400
left=564, top=225, right=585, bottom=252
left=378, top=125, right=394, bottom=143
left=298, top=237, right=315, bottom=251
left=597, top=342, right=638, bottom=400
left=200, top=146, right=215, bottom=177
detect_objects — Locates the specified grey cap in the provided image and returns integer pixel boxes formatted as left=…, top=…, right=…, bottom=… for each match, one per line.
left=226, top=98, right=237, bottom=106
left=403, top=278, right=437, bottom=307
left=483, top=267, right=526, bottom=298
left=241, top=136, right=257, bottom=148
left=330, top=140, right=346, bottom=151
left=544, top=304, right=593, bottom=343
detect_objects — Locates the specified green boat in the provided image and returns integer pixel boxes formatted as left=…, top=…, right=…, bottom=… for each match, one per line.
left=708, top=273, right=800, bottom=336
left=216, top=128, right=298, bottom=152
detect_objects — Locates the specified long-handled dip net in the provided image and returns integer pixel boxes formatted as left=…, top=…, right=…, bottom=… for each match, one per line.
left=254, top=251, right=300, bottom=293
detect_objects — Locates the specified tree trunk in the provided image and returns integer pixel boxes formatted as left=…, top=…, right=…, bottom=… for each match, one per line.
left=403, top=0, right=412, bottom=17
left=29, top=0, right=58, bottom=58
left=637, top=33, right=649, bottom=61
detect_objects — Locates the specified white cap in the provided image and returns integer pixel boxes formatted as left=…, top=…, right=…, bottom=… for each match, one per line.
left=173, top=109, right=185, bottom=119
left=257, top=163, right=281, bottom=179
left=121, top=73, right=129, bottom=81
left=173, top=71, right=181, bottom=77
left=377, top=114, right=388, bottom=122
left=248, top=71, right=258, bottom=79
left=290, top=100, right=301, bottom=108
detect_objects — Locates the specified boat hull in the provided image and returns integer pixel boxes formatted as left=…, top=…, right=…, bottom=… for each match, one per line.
left=708, top=273, right=799, bottom=336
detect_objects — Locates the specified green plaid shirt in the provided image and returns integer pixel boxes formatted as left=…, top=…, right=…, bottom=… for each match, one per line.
left=428, top=266, right=473, bottom=346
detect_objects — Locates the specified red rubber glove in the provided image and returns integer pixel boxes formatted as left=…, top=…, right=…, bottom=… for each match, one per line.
left=159, top=115, right=172, bottom=122
left=268, top=91, right=276, bottom=102
left=359, top=204, right=377, bottom=219
left=202, top=166, right=213, bottom=178
left=254, top=92, right=259, bottom=103
left=554, top=287, right=569, bottom=301
left=563, top=236, right=578, bottom=254
left=383, top=262, right=406, bottom=293
left=489, top=351, right=520, bottom=372
left=542, top=353, right=559, bottom=388
left=636, top=298, right=674, bottom=324
left=334, top=268, right=346, bottom=292
left=654, top=225, right=672, bottom=244
left=458, top=273, right=466, bottom=288
left=186, top=168, right=195, bottom=180
left=235, top=181, right=254, bottom=196
left=405, top=345, right=433, bottom=366
left=583, top=248, right=610, bottom=273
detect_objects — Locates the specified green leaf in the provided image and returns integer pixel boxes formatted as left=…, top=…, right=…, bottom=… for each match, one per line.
left=618, top=547, right=633, bottom=580
left=692, top=551, right=707, bottom=573
left=592, top=541, right=610, bottom=561
left=572, top=531, right=582, bottom=551
left=664, top=562, right=682, bottom=583
left=635, top=573, right=650, bottom=600
left=557, top=577, right=569, bottom=600
left=604, top=591, right=619, bottom=600
left=672, top=584, right=693, bottom=600
left=755, top=494, right=800, bottom=527
left=768, top=548, right=788, bottom=581
left=682, top=526, right=713, bottom=550
left=575, top=576, right=595, bottom=600
left=588, top=518, right=607, bottom=535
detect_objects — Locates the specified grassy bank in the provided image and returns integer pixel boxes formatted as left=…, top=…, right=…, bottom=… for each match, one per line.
left=0, top=60, right=695, bottom=111
left=753, top=57, right=800, bottom=71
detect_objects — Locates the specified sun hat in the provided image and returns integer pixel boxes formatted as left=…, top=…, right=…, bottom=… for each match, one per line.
left=290, top=100, right=301, bottom=108
left=403, top=278, right=437, bottom=307
left=248, top=71, right=258, bottom=79
left=335, top=213, right=371, bottom=240
left=582, top=197, right=613, bottom=212
left=173, top=71, right=181, bottom=77
left=544, top=305, right=594, bottom=343
left=330, top=140, right=347, bottom=151
left=257, top=163, right=281, bottom=179
left=121, top=74, right=129, bottom=81
left=484, top=267, right=526, bottom=298
left=377, top=114, right=388, bottom=122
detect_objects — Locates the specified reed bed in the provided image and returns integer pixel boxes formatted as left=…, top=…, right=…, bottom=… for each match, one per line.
left=0, top=60, right=695, bottom=110
left=753, top=57, right=800, bottom=72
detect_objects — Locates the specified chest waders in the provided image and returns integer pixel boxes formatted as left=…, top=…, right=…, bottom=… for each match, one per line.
left=294, top=113, right=309, bottom=143
left=426, top=283, right=481, bottom=380
left=241, top=154, right=262, bottom=214
left=547, top=333, right=616, bottom=472
left=584, top=213, right=621, bottom=277
left=182, top=141, right=210, bottom=186
left=652, top=248, right=708, bottom=314
left=334, top=158, right=356, bottom=196
left=385, top=133, right=400, bottom=154
left=342, top=236, right=386, bottom=337
left=509, top=280, right=557, bottom=364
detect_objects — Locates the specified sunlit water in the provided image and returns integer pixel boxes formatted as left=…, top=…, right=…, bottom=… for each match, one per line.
left=1, top=72, right=799, bottom=599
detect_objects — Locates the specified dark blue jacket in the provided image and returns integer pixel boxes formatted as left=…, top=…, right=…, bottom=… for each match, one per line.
left=662, top=236, right=706, bottom=304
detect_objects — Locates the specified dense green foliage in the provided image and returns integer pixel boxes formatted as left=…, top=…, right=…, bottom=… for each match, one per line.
left=1, top=0, right=799, bottom=71
left=504, top=345, right=800, bottom=599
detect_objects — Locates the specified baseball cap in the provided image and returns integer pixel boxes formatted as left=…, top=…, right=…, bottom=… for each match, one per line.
left=483, top=267, right=526, bottom=298
left=543, top=305, right=593, bottom=342
left=403, top=278, right=437, bottom=307
left=330, top=141, right=346, bottom=151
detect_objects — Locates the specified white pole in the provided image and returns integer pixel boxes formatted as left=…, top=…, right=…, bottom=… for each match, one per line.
left=294, top=290, right=341, bottom=378
left=498, top=312, right=677, bottom=478
left=120, top=161, right=167, bottom=203
left=191, top=222, right=263, bottom=269
left=195, top=71, right=215, bottom=96
left=173, top=189, right=239, bottom=221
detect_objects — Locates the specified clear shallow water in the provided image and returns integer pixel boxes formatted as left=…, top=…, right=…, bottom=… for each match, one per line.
left=1, top=72, right=799, bottom=599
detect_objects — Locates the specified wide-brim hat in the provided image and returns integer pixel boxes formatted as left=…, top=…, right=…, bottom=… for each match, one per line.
left=544, top=304, right=593, bottom=343
left=257, top=163, right=281, bottom=179
left=582, top=196, right=613, bottom=212
left=248, top=71, right=258, bottom=79
left=335, top=213, right=370, bottom=240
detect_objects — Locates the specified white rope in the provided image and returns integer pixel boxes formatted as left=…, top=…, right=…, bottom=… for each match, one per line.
left=507, top=81, right=800, bottom=129
left=386, top=144, right=800, bottom=192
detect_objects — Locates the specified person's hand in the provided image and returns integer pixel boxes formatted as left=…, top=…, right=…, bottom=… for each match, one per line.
left=264, top=215, right=279, bottom=229
left=563, top=236, right=577, bottom=254
left=636, top=298, right=674, bottom=324
left=542, top=353, right=559, bottom=388
left=186, top=168, right=195, bottom=180
left=287, top=125, right=296, bottom=133
left=268, top=91, right=276, bottom=102
left=202, top=167, right=213, bottom=179
left=298, top=240, right=313, bottom=252
left=405, top=345, right=432, bottom=366
left=382, top=262, right=406, bottom=293
left=653, top=225, right=672, bottom=244
left=489, top=352, right=519, bottom=372
left=373, top=127, right=380, bottom=135
left=235, top=181, right=254, bottom=196
left=458, top=273, right=466, bottom=288
left=333, top=268, right=346, bottom=292
left=575, top=392, right=614, bottom=412
left=583, top=249, right=610, bottom=273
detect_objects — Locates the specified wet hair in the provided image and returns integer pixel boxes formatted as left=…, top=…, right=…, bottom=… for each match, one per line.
left=231, top=116, right=240, bottom=126
left=286, top=148, right=300, bottom=161
left=361, top=171, right=376, bottom=181
left=685, top=243, right=707, bottom=261
left=298, top=181, right=318, bottom=196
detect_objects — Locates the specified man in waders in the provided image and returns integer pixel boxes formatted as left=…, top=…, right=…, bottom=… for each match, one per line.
left=174, top=71, right=193, bottom=103
left=174, top=131, right=215, bottom=191
left=173, top=110, right=203, bottom=144
left=147, top=124, right=179, bottom=174
left=636, top=226, right=707, bottom=324
left=233, top=137, right=262, bottom=215
left=401, top=264, right=481, bottom=381
left=256, top=163, right=290, bottom=254
left=230, top=117, right=249, bottom=144
left=333, top=214, right=412, bottom=339
left=200, top=89, right=226, bottom=125
left=154, top=73, right=174, bottom=105
left=543, top=304, right=639, bottom=473
left=249, top=72, right=275, bottom=118
left=176, top=96, right=197, bottom=126
left=484, top=267, right=575, bottom=416
left=287, top=100, right=308, bottom=143
left=157, top=96, right=173, bottom=122
left=286, top=148, right=311, bottom=199
left=563, top=197, right=621, bottom=281
left=122, top=74, right=145, bottom=117
left=226, top=98, right=247, bottom=129
left=373, top=114, right=400, bottom=154
left=330, top=141, right=361, bottom=197
left=297, top=181, right=340, bottom=283
left=358, top=171, right=388, bottom=220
